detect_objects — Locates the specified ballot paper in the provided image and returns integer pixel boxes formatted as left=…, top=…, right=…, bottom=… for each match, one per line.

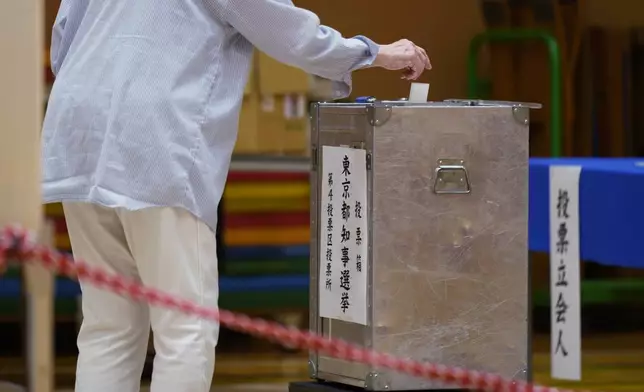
left=408, top=82, right=430, bottom=103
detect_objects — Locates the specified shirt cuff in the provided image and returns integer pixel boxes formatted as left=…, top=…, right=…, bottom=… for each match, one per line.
left=331, top=36, right=380, bottom=100
left=353, top=35, right=380, bottom=67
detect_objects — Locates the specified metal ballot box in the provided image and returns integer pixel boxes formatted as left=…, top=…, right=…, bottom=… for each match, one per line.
left=308, top=99, right=540, bottom=390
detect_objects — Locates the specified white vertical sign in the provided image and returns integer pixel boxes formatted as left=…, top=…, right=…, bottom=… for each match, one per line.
left=549, top=166, right=582, bottom=381
left=319, top=146, right=369, bottom=325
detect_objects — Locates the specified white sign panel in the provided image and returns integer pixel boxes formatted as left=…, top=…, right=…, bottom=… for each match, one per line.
left=549, top=166, right=582, bottom=381
left=319, top=146, right=369, bottom=325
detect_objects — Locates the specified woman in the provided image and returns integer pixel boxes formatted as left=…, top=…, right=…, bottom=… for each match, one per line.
left=43, top=1, right=431, bottom=391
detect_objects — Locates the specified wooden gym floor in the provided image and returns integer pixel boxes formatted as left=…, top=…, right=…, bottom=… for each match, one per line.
left=0, top=333, right=643, bottom=391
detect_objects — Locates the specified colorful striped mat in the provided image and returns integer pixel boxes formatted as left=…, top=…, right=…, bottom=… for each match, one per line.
left=222, top=171, right=310, bottom=274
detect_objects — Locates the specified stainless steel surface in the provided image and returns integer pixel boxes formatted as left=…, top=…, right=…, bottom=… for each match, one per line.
left=310, top=100, right=532, bottom=390
left=371, top=104, right=530, bottom=390
left=443, top=99, right=542, bottom=109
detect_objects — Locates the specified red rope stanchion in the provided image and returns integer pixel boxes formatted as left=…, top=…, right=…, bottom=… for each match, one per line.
left=0, top=225, right=598, bottom=392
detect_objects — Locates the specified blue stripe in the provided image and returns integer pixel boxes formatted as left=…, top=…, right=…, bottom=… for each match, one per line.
left=220, top=275, right=309, bottom=292
left=0, top=278, right=81, bottom=298
left=225, top=245, right=309, bottom=260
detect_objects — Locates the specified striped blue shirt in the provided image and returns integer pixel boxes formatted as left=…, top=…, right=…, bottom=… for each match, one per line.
left=42, top=0, right=379, bottom=232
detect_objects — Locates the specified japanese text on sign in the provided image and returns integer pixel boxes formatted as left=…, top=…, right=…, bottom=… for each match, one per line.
left=549, top=166, right=582, bottom=381
left=319, top=146, right=369, bottom=325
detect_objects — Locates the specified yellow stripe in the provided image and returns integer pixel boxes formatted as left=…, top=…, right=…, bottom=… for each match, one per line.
left=224, top=182, right=309, bottom=200
left=55, top=234, right=71, bottom=251
left=44, top=202, right=64, bottom=217
left=225, top=227, right=309, bottom=246
left=224, top=199, right=309, bottom=213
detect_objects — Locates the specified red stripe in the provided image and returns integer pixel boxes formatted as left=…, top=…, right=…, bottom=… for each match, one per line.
left=52, top=218, right=67, bottom=234
left=225, top=212, right=309, bottom=228
left=227, top=171, right=308, bottom=182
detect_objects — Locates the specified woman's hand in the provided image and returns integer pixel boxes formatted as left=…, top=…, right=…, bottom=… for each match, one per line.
left=373, top=39, right=432, bottom=80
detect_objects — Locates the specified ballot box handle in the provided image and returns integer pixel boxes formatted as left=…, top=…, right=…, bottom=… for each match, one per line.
left=433, top=159, right=471, bottom=195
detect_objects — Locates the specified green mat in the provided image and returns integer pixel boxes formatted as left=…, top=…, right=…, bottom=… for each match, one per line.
left=224, top=258, right=309, bottom=275
left=533, top=279, right=644, bottom=307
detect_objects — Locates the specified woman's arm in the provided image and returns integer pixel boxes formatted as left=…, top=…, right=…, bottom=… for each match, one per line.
left=213, top=0, right=378, bottom=83
left=211, top=0, right=430, bottom=96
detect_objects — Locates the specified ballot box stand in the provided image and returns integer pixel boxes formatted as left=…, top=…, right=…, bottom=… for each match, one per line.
left=290, top=99, right=540, bottom=391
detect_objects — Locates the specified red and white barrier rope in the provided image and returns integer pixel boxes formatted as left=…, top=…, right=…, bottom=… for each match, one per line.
left=0, top=225, right=596, bottom=392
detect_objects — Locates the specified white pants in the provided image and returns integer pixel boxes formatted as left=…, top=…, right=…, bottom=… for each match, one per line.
left=63, top=202, right=219, bottom=392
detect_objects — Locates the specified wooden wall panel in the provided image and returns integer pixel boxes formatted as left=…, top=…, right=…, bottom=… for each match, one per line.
left=295, top=0, right=486, bottom=100
left=585, top=0, right=644, bottom=28
left=45, top=0, right=61, bottom=52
